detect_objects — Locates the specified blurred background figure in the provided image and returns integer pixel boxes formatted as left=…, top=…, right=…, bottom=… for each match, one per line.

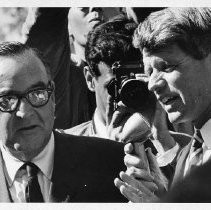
left=0, top=8, right=27, bottom=41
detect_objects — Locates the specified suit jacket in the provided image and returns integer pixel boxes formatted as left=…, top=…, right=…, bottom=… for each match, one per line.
left=162, top=156, right=211, bottom=202
left=170, top=140, right=192, bottom=188
left=0, top=131, right=127, bottom=202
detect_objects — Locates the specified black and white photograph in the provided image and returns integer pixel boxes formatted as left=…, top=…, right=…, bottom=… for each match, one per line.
left=0, top=1, right=210, bottom=209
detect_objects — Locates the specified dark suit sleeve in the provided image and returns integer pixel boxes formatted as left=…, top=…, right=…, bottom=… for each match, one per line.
left=53, top=131, right=128, bottom=202
left=22, top=8, right=71, bottom=129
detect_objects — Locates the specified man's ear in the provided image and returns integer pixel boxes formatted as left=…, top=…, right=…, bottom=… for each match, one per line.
left=84, top=66, right=95, bottom=92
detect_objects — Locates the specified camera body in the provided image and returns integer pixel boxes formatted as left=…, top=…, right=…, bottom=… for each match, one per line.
left=107, top=61, right=156, bottom=111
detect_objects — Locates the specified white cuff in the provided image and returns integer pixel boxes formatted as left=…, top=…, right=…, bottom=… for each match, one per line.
left=156, top=142, right=179, bottom=167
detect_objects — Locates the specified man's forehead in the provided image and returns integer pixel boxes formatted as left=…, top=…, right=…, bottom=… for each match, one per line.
left=143, top=45, right=185, bottom=62
left=0, top=53, right=48, bottom=90
left=143, top=44, right=183, bottom=56
left=0, top=52, right=47, bottom=75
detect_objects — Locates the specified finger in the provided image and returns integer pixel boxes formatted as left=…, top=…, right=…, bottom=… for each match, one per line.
left=146, top=148, right=168, bottom=190
left=135, top=74, right=149, bottom=83
left=124, top=143, right=134, bottom=154
left=141, top=181, right=158, bottom=193
left=119, top=172, right=154, bottom=196
left=124, top=144, right=150, bottom=170
left=119, top=182, right=158, bottom=203
left=115, top=177, right=142, bottom=196
left=115, top=176, right=158, bottom=202
left=124, top=154, right=148, bottom=169
left=126, top=166, right=154, bottom=182
left=119, top=185, right=144, bottom=203
left=114, top=177, right=125, bottom=189
left=134, top=143, right=151, bottom=171
left=125, top=168, right=158, bottom=192
left=122, top=170, right=158, bottom=193
left=114, top=178, right=145, bottom=202
left=146, top=148, right=161, bottom=174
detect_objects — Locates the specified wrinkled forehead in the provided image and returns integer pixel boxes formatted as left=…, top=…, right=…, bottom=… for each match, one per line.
left=142, top=45, right=186, bottom=63
left=0, top=51, right=49, bottom=92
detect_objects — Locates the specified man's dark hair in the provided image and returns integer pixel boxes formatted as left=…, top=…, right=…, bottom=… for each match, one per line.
left=133, top=7, right=211, bottom=60
left=85, top=17, right=142, bottom=77
left=0, top=41, right=51, bottom=78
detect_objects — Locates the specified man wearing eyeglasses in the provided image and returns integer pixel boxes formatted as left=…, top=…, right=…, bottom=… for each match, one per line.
left=0, top=41, right=127, bottom=202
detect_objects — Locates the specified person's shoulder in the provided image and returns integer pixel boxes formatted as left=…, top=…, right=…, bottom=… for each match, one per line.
left=54, top=129, right=124, bottom=149
left=63, top=121, right=92, bottom=136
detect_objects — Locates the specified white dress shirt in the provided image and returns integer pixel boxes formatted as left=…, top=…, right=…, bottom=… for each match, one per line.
left=184, top=119, right=211, bottom=176
left=1, top=133, right=54, bottom=202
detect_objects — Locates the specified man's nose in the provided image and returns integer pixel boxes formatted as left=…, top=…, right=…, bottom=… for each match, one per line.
left=15, top=98, right=34, bottom=119
left=148, top=70, right=166, bottom=93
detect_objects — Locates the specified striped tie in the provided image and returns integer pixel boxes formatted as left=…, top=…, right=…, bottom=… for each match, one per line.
left=21, top=162, right=44, bottom=202
left=186, top=129, right=203, bottom=176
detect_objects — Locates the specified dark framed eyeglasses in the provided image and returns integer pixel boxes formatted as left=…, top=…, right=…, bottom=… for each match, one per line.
left=0, top=81, right=54, bottom=113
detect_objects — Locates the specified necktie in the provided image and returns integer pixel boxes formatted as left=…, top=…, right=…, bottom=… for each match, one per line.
left=23, top=162, right=44, bottom=202
left=186, top=129, right=203, bottom=176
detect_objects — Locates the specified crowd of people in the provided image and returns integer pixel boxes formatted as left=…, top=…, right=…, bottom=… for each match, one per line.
left=0, top=7, right=210, bottom=203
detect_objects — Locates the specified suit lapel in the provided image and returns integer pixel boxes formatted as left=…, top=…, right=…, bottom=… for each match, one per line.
left=171, top=141, right=192, bottom=188
left=0, top=152, right=12, bottom=202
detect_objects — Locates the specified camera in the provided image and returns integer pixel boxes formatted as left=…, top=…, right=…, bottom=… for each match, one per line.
left=107, top=61, right=156, bottom=111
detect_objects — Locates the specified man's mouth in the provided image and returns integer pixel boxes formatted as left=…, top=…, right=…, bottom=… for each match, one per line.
left=89, top=18, right=102, bottom=24
left=160, top=96, right=178, bottom=105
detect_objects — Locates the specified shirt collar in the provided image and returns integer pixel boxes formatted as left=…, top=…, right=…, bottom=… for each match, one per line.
left=200, top=118, right=211, bottom=149
left=32, top=132, right=54, bottom=180
left=1, top=132, right=54, bottom=186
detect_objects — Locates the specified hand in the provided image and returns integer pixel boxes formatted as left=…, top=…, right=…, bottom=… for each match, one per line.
left=106, top=96, right=151, bottom=143
left=114, top=171, right=158, bottom=202
left=114, top=144, right=168, bottom=202
left=106, top=96, right=133, bottom=141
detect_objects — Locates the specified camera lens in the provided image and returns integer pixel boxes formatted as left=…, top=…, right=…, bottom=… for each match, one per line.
left=120, top=79, right=155, bottom=110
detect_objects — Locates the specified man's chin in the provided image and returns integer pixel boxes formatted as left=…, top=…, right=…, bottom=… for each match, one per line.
left=167, top=111, right=185, bottom=124
left=6, top=145, right=29, bottom=161
left=7, top=144, right=42, bottom=161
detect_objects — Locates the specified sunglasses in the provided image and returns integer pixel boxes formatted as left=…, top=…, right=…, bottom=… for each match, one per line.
left=0, top=81, right=54, bottom=113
